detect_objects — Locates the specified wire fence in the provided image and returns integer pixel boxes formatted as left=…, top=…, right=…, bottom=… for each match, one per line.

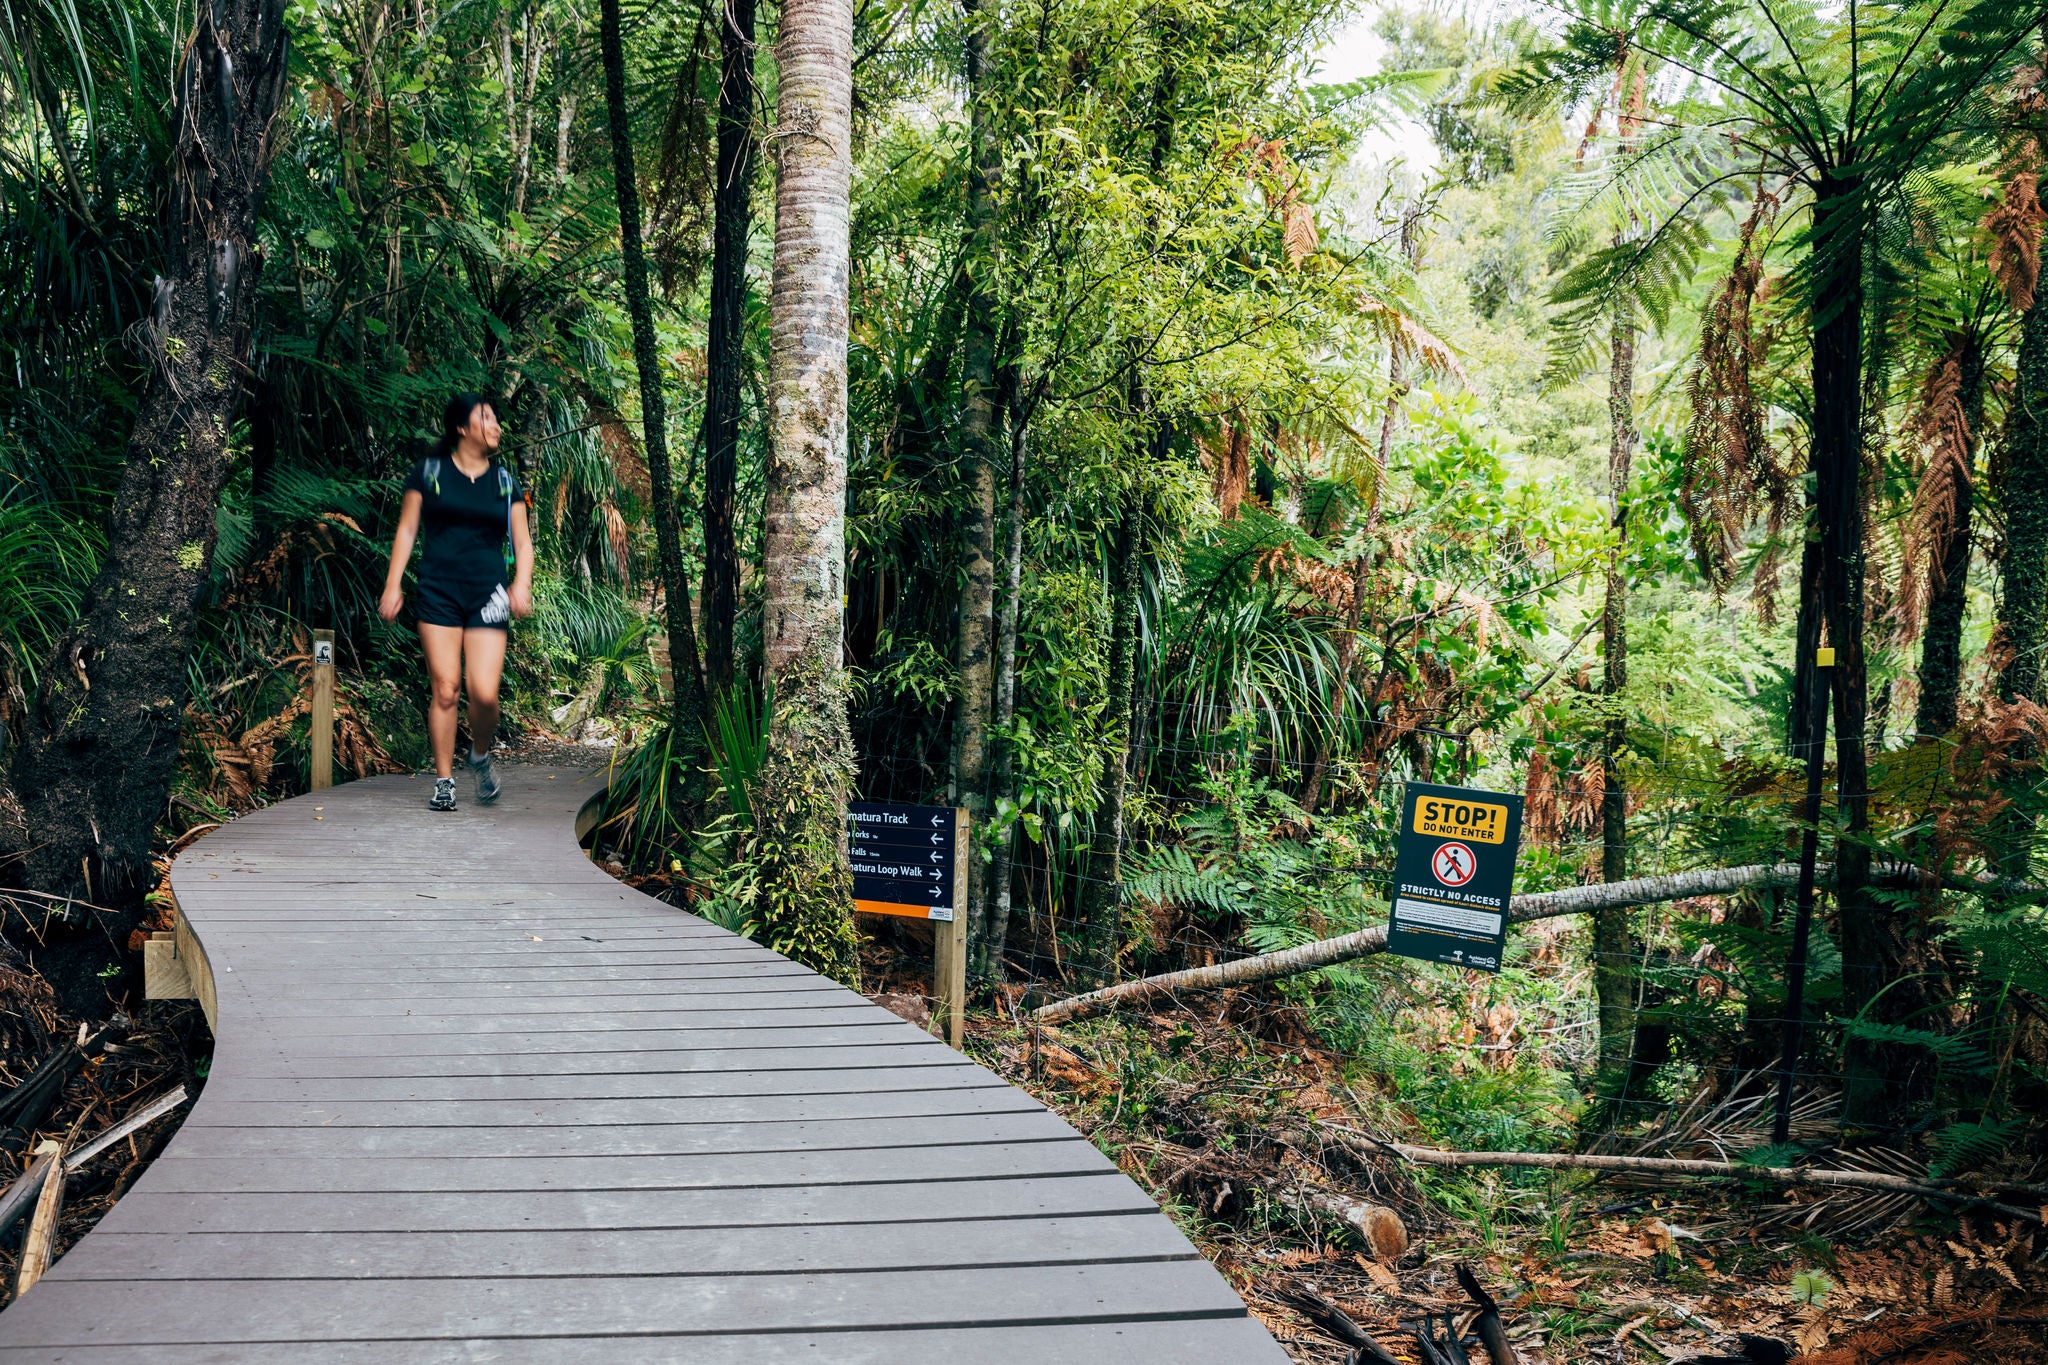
left=851, top=690, right=2047, bottom=1150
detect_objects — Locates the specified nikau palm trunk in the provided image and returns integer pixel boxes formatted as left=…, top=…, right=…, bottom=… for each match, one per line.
left=752, top=0, right=860, bottom=984
left=5, top=0, right=291, bottom=1006
left=952, top=0, right=1001, bottom=964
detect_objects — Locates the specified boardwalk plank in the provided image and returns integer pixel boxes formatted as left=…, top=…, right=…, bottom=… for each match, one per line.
left=0, top=768, right=1285, bottom=1363
left=0, top=1261, right=1254, bottom=1343
left=51, top=1213, right=1191, bottom=1279
left=0, top=1316, right=1286, bottom=1364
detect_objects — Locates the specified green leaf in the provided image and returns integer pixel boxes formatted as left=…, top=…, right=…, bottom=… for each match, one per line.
left=304, top=228, right=337, bottom=250
left=1790, top=1270, right=1833, bottom=1306
left=407, top=142, right=435, bottom=167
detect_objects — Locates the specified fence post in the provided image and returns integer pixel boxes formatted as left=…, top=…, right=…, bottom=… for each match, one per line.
left=310, top=630, right=335, bottom=792
left=1774, top=645, right=1833, bottom=1145
left=930, top=806, right=970, bottom=1049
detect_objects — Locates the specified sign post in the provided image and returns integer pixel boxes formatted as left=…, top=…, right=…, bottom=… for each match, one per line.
left=847, top=801, right=967, bottom=1047
left=1386, top=782, right=1523, bottom=972
left=309, top=630, right=335, bottom=792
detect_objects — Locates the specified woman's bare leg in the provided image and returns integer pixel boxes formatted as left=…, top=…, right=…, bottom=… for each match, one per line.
left=462, top=627, right=508, bottom=755
left=420, top=624, right=466, bottom=778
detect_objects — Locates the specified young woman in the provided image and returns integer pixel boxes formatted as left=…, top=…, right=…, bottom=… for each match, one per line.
left=378, top=394, right=535, bottom=811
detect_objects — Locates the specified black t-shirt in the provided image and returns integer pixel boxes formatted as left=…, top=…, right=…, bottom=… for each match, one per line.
left=403, top=456, right=525, bottom=586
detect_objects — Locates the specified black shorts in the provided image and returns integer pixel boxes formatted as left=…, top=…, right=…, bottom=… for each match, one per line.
left=416, top=577, right=511, bottom=631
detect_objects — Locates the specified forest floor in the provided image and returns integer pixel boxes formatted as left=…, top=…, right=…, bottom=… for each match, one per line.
left=0, top=947, right=208, bottom=1311
left=859, top=941, right=2048, bottom=1365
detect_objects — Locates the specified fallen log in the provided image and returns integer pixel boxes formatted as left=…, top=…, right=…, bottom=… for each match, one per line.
left=12, top=1141, right=64, bottom=1294
left=1291, top=1184, right=1408, bottom=1262
left=0, top=1151, right=55, bottom=1241
left=64, top=1086, right=189, bottom=1171
left=1344, top=1130, right=2046, bottom=1224
left=1032, top=860, right=2042, bottom=1025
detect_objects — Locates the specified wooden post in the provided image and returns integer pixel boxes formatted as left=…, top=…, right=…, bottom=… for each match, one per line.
left=310, top=629, right=335, bottom=791
left=930, top=806, right=970, bottom=1049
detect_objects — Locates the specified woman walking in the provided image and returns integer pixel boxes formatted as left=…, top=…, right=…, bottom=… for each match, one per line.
left=379, top=394, right=534, bottom=811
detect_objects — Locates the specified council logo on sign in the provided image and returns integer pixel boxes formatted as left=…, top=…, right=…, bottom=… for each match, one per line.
left=1431, top=840, right=1477, bottom=887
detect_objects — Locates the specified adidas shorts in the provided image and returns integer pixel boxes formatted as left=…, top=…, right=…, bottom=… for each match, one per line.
left=416, top=578, right=511, bottom=631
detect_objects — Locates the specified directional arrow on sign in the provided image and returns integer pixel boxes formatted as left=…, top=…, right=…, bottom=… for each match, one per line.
left=929, top=852, right=942, bottom=863
left=929, top=885, right=942, bottom=898
left=931, top=815, right=944, bottom=827
left=930, top=833, right=942, bottom=844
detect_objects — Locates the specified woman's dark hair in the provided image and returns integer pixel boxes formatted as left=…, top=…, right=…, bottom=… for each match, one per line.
left=432, top=393, right=493, bottom=460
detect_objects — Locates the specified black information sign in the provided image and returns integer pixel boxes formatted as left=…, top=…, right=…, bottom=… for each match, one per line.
left=1385, top=781, right=1523, bottom=972
left=848, top=801, right=957, bottom=921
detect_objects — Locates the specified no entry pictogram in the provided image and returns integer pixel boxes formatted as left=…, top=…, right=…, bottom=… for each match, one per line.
left=1431, top=841, right=1477, bottom=887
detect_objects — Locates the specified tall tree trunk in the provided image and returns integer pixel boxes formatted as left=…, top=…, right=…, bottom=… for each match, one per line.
left=1915, top=336, right=1985, bottom=738
left=952, top=0, right=1002, bottom=959
left=1789, top=530, right=1824, bottom=754
left=1077, top=493, right=1144, bottom=986
left=1596, top=306, right=1637, bottom=1087
left=698, top=0, right=757, bottom=700
left=752, top=0, right=860, bottom=984
left=1810, top=179, right=1883, bottom=1072
left=2001, top=225, right=2048, bottom=710
left=2, top=0, right=292, bottom=1012
left=974, top=380, right=1030, bottom=978
left=601, top=0, right=710, bottom=758
left=1996, top=218, right=2048, bottom=879
left=1071, top=26, right=1179, bottom=987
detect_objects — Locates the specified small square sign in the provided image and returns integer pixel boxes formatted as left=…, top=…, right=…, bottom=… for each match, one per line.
left=1386, top=782, right=1523, bottom=972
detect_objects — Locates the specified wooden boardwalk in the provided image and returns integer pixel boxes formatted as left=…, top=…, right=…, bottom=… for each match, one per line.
left=0, top=768, right=1286, bottom=1362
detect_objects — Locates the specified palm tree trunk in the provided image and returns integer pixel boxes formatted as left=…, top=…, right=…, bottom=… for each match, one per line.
left=951, top=0, right=1002, bottom=956
left=1596, top=306, right=1637, bottom=1087
left=600, top=0, right=710, bottom=753
left=4, top=0, right=291, bottom=1011
left=1915, top=336, right=1984, bottom=738
left=698, top=0, right=758, bottom=700
left=752, top=0, right=860, bottom=984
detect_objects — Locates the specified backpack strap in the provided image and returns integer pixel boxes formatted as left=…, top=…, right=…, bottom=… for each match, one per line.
left=498, top=465, right=516, bottom=575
